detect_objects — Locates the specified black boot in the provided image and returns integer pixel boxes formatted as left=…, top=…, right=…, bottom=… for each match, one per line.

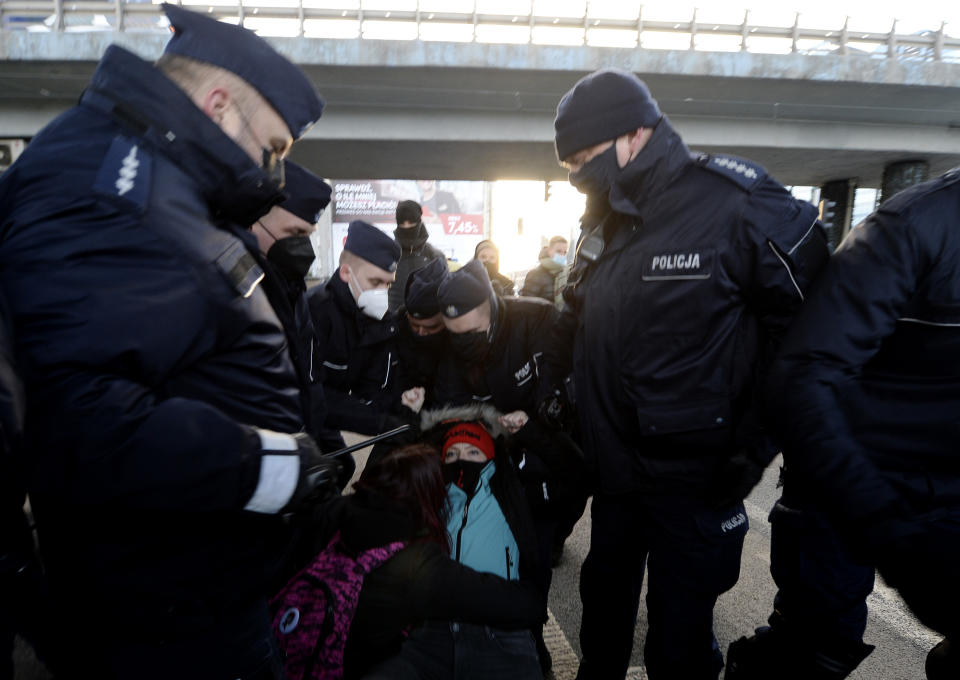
left=926, top=639, right=960, bottom=680
left=725, top=626, right=873, bottom=680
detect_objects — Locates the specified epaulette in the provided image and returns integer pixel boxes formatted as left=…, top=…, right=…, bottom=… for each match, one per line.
left=93, top=136, right=153, bottom=213
left=694, top=152, right=767, bottom=192
left=215, top=240, right=264, bottom=299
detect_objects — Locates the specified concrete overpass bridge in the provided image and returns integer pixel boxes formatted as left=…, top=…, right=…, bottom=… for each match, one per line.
left=2, top=2, right=960, bottom=221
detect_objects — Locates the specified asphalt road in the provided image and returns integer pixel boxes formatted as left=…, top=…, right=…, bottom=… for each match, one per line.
left=13, top=450, right=938, bottom=679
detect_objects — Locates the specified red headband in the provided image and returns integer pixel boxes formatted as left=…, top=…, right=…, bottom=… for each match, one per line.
left=442, top=422, right=495, bottom=461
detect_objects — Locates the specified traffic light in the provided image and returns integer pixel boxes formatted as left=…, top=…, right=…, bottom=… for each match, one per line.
left=820, top=199, right=837, bottom=229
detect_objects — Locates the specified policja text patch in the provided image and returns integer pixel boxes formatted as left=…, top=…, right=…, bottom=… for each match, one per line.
left=642, top=249, right=714, bottom=281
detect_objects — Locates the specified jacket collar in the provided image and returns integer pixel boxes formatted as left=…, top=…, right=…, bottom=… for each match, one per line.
left=608, top=116, right=692, bottom=221
left=80, top=46, right=282, bottom=221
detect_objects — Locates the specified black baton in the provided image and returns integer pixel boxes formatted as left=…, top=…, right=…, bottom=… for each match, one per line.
left=322, top=425, right=412, bottom=459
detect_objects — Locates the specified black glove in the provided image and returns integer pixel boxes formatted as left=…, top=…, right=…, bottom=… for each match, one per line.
left=285, top=434, right=342, bottom=514
left=537, top=389, right=567, bottom=431
left=710, top=451, right=767, bottom=510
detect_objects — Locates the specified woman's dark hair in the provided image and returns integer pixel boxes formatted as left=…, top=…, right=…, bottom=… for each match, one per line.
left=353, top=444, right=449, bottom=552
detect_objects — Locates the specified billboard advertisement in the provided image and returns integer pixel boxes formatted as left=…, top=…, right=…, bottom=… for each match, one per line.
left=328, top=179, right=487, bottom=269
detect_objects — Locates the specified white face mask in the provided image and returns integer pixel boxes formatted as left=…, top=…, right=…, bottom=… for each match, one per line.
left=350, top=271, right=389, bottom=320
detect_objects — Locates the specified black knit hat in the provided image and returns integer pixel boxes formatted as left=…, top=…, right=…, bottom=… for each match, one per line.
left=396, top=200, right=423, bottom=225
left=405, top=258, right=449, bottom=319
left=554, top=69, right=661, bottom=161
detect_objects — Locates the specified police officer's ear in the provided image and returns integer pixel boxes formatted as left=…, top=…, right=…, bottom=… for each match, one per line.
left=202, top=87, right=233, bottom=126
left=619, top=127, right=654, bottom=166
left=338, top=263, right=353, bottom=284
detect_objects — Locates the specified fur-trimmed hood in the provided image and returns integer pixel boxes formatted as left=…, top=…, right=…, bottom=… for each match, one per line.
left=419, top=403, right=507, bottom=439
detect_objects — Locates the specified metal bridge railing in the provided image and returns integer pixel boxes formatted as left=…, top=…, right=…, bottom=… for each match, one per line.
left=1, top=0, right=958, bottom=62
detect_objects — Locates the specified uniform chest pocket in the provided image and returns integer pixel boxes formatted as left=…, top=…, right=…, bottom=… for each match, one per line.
left=635, top=397, right=731, bottom=436
left=641, top=248, right=715, bottom=281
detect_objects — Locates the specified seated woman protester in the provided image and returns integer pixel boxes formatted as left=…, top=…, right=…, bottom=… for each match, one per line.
left=282, top=442, right=544, bottom=680
left=366, top=404, right=545, bottom=680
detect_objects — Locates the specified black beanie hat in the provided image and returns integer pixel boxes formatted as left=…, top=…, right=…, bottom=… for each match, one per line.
left=405, top=258, right=449, bottom=319
left=554, top=68, right=661, bottom=161
left=396, top=200, right=423, bottom=225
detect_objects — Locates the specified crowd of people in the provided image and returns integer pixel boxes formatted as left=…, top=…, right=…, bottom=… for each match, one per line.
left=1, top=5, right=959, bottom=680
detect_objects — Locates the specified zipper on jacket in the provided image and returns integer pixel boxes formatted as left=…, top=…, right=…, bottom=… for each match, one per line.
left=455, top=498, right=471, bottom=562
left=505, top=547, right=512, bottom=579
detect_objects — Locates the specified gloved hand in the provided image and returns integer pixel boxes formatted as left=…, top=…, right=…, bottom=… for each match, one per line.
left=286, top=436, right=343, bottom=514
left=537, top=389, right=567, bottom=431
left=244, top=431, right=341, bottom=515
left=709, top=451, right=767, bottom=510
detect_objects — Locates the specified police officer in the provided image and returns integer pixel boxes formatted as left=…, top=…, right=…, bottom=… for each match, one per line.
left=0, top=5, right=338, bottom=677
left=435, top=258, right=586, bottom=675
left=395, top=257, right=450, bottom=408
left=551, top=69, right=829, bottom=680
left=250, top=161, right=331, bottom=435
left=761, top=168, right=960, bottom=680
left=308, top=220, right=413, bottom=479
left=388, top=199, right=446, bottom=313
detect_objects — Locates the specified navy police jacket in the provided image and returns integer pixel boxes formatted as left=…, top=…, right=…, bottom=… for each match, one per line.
left=0, top=46, right=306, bottom=630
left=559, top=117, right=829, bottom=496
left=307, top=276, right=401, bottom=436
left=768, top=169, right=960, bottom=523
left=434, top=296, right=558, bottom=412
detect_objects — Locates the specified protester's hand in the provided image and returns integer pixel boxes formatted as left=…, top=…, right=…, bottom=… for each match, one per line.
left=499, top=410, right=529, bottom=434
left=401, top=387, right=426, bottom=414
left=709, top=451, right=766, bottom=510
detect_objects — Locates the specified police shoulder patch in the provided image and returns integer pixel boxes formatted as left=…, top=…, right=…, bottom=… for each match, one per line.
left=93, top=136, right=153, bottom=212
left=696, top=152, right=766, bottom=192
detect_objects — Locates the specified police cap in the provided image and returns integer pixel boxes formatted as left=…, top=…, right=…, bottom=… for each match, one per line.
left=162, top=3, right=324, bottom=139
left=344, top=221, right=400, bottom=273
left=437, top=259, right=493, bottom=318
left=281, top=162, right=331, bottom=225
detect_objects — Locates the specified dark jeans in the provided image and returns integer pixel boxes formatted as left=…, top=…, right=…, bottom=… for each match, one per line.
left=577, top=492, right=748, bottom=680
left=364, top=621, right=542, bottom=680
left=59, top=599, right=284, bottom=680
left=768, top=490, right=875, bottom=649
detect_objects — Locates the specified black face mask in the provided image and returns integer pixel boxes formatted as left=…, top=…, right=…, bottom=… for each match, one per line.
left=410, top=328, right=446, bottom=351
left=396, top=222, right=427, bottom=247
left=443, top=460, right=489, bottom=495
left=482, top=261, right=499, bottom=280
left=267, top=235, right=316, bottom=286
left=568, top=144, right=621, bottom=198
left=449, top=329, right=490, bottom=364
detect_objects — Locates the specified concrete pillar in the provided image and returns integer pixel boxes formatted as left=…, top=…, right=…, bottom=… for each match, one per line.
left=880, top=160, right=929, bottom=204
left=819, top=178, right=857, bottom=250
